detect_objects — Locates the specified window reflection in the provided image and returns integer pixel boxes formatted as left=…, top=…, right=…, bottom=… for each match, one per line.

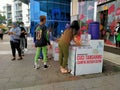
left=30, top=0, right=70, bottom=37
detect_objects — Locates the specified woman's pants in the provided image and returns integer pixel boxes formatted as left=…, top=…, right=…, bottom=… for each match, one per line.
left=0, top=34, right=3, bottom=40
left=10, top=41, right=22, bottom=57
left=20, top=38, right=25, bottom=50
left=34, top=46, right=47, bottom=64
left=58, top=41, right=69, bottom=68
left=20, top=38, right=25, bottom=54
left=25, top=38, right=27, bottom=48
left=39, top=48, right=43, bottom=59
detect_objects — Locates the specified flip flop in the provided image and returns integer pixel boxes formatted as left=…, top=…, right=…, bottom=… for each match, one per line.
left=61, top=69, right=71, bottom=74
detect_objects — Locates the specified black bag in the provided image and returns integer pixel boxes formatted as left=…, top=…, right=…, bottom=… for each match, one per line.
left=35, top=39, right=47, bottom=47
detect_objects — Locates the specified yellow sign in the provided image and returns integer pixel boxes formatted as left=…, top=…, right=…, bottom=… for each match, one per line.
left=103, top=5, right=108, bottom=10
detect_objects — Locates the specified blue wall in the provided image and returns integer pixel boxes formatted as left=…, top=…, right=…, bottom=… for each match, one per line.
left=30, top=0, right=70, bottom=37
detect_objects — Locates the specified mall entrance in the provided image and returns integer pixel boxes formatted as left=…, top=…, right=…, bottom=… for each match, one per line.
left=99, top=10, right=114, bottom=45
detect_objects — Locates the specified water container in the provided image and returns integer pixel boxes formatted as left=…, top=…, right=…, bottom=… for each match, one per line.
left=88, top=22, right=100, bottom=39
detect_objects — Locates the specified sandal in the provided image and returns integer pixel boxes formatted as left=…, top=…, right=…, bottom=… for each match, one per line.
left=11, top=57, right=16, bottom=61
left=67, top=69, right=71, bottom=73
left=60, top=68, right=71, bottom=74
left=17, top=57, right=23, bottom=60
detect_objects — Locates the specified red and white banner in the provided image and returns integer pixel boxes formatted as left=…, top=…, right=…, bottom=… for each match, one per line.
left=88, top=5, right=94, bottom=11
left=108, top=4, right=115, bottom=15
left=79, top=14, right=85, bottom=20
left=77, top=55, right=102, bottom=64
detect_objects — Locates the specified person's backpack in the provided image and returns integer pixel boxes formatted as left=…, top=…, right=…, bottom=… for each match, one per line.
left=35, top=25, right=48, bottom=47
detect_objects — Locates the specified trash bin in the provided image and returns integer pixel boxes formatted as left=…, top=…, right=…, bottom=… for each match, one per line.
left=88, top=22, right=100, bottom=39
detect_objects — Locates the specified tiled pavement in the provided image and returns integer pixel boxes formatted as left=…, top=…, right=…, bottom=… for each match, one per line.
left=0, top=35, right=120, bottom=90
left=104, top=51, right=120, bottom=65
left=0, top=36, right=72, bottom=90
left=9, top=74, right=120, bottom=90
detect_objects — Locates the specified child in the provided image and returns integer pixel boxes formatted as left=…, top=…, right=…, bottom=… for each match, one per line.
left=34, top=15, right=51, bottom=69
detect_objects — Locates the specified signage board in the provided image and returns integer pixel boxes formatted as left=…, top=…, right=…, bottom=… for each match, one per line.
left=68, top=40, right=104, bottom=76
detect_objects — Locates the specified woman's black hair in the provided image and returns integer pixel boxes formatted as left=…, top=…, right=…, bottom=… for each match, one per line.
left=70, top=20, right=80, bottom=31
left=70, top=20, right=80, bottom=35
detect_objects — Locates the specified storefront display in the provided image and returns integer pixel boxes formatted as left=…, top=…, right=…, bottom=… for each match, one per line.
left=97, top=0, right=120, bottom=46
left=71, top=0, right=120, bottom=47
left=68, top=40, right=104, bottom=76
left=116, top=8, right=120, bottom=16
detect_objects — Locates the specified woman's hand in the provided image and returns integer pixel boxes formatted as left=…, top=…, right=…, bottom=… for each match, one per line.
left=8, top=32, right=11, bottom=35
left=55, top=38, right=60, bottom=42
left=8, top=32, right=14, bottom=35
left=21, top=31, right=25, bottom=33
left=73, top=35, right=81, bottom=46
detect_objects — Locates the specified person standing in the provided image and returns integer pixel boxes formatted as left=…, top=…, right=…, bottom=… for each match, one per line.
left=34, top=15, right=51, bottom=69
left=34, top=24, right=43, bottom=60
left=58, top=20, right=80, bottom=74
left=114, top=22, right=120, bottom=48
left=19, top=22, right=27, bottom=56
left=8, top=22, right=23, bottom=61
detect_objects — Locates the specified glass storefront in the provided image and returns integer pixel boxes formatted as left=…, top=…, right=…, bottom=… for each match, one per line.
left=30, top=0, right=70, bottom=37
left=97, top=0, right=120, bottom=45
left=72, top=0, right=120, bottom=46
left=73, top=0, right=97, bottom=35
left=78, top=0, right=96, bottom=23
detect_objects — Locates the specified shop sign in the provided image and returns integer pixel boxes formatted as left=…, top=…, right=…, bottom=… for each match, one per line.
left=103, top=5, right=108, bottom=10
left=116, top=8, right=120, bottom=16
left=77, top=55, right=102, bottom=64
left=98, top=0, right=111, bottom=5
